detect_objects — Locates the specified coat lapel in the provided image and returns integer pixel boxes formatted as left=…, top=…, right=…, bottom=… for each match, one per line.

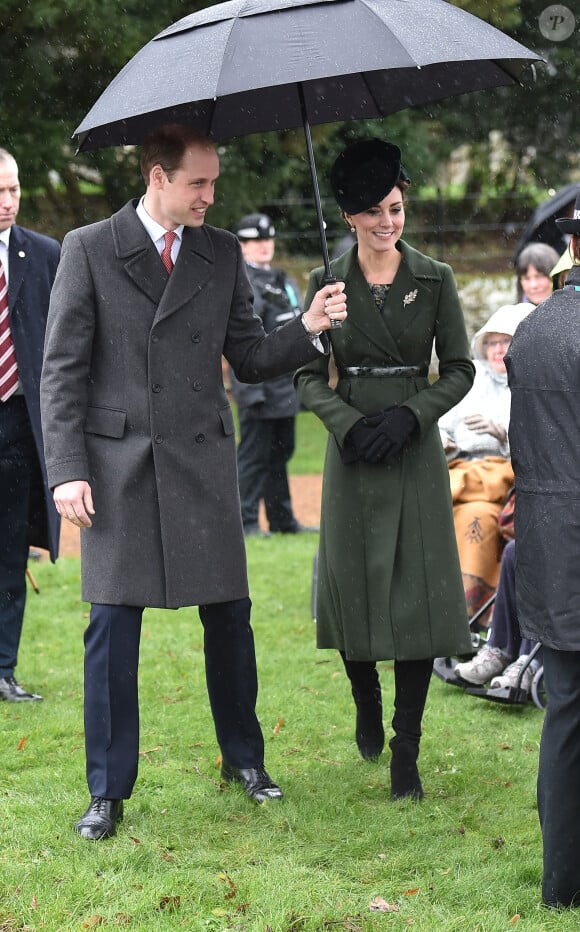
left=385, top=241, right=443, bottom=339
left=111, top=203, right=215, bottom=324
left=7, top=226, right=29, bottom=311
left=333, top=247, right=405, bottom=362
left=154, top=226, right=214, bottom=324
left=111, top=201, right=166, bottom=308
left=332, top=241, right=445, bottom=363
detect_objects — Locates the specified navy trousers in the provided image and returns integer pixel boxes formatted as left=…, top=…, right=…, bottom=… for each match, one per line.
left=538, top=646, right=580, bottom=907
left=84, top=597, right=265, bottom=799
left=0, top=396, right=38, bottom=677
left=237, top=414, right=297, bottom=531
left=488, top=540, right=539, bottom=659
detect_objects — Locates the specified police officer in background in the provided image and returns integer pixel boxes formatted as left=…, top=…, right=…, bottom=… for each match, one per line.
left=231, top=213, right=318, bottom=537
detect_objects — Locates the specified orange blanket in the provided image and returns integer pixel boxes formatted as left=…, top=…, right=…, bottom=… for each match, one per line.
left=449, top=457, right=514, bottom=619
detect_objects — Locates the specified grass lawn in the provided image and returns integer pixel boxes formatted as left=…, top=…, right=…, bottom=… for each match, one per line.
left=0, top=384, right=562, bottom=931
left=0, top=538, right=571, bottom=932
left=230, top=405, right=327, bottom=477
left=293, top=410, right=327, bottom=475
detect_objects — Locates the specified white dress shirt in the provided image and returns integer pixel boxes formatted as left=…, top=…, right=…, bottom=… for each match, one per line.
left=136, top=197, right=183, bottom=265
left=0, top=228, right=10, bottom=282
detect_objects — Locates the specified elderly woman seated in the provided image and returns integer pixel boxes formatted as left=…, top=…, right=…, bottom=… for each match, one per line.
left=438, top=304, right=531, bottom=620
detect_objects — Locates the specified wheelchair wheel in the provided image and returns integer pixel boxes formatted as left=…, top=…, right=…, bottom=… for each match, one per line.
left=531, top=665, right=547, bottom=710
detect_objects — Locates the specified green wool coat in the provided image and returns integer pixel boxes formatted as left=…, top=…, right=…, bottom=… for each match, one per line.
left=295, top=241, right=475, bottom=661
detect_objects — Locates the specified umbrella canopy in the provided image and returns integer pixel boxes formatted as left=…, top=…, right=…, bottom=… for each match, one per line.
left=513, top=182, right=580, bottom=260
left=74, top=0, right=541, bottom=287
left=76, top=0, right=541, bottom=151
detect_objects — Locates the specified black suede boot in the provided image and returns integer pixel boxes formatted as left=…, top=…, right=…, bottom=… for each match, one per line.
left=389, top=734, right=423, bottom=800
left=341, top=653, right=385, bottom=760
left=390, top=658, right=433, bottom=800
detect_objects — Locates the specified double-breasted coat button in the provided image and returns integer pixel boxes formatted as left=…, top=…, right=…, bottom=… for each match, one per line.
left=191, top=332, right=201, bottom=343
left=154, top=434, right=163, bottom=444
left=152, top=383, right=161, bottom=393
left=193, top=380, right=202, bottom=391
left=151, top=334, right=159, bottom=343
left=195, top=433, right=206, bottom=443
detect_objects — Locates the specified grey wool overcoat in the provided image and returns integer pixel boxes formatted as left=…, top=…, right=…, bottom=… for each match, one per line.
left=295, top=242, right=475, bottom=661
left=40, top=201, right=325, bottom=608
left=506, top=265, right=580, bottom=650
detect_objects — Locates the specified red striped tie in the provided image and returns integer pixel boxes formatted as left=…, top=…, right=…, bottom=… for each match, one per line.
left=161, top=231, right=177, bottom=274
left=0, top=258, right=18, bottom=402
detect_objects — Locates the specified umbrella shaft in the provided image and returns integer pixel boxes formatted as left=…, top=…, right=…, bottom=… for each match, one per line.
left=299, top=84, right=341, bottom=329
left=298, top=84, right=332, bottom=279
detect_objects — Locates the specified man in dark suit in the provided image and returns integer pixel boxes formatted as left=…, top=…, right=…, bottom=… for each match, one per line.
left=0, top=148, right=60, bottom=703
left=41, top=124, right=346, bottom=840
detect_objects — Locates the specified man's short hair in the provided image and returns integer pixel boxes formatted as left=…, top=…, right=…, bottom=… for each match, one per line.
left=0, top=148, right=18, bottom=172
left=140, top=124, right=213, bottom=185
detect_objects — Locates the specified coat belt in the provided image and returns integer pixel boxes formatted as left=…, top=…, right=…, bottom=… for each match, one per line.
left=339, top=365, right=427, bottom=378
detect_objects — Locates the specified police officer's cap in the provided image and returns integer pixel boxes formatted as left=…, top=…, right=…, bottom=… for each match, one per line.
left=330, top=139, right=409, bottom=214
left=235, top=213, right=276, bottom=240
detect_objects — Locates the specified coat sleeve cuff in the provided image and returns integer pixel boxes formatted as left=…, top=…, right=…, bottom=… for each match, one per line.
left=46, top=458, right=90, bottom=491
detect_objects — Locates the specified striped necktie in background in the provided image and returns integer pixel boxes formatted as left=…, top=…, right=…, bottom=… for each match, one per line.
left=0, top=258, right=18, bottom=401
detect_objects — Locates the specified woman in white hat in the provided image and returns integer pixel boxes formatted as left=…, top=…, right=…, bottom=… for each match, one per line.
left=439, top=302, right=531, bottom=620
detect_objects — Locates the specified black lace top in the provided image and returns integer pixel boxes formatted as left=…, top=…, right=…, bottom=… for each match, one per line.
left=368, top=282, right=391, bottom=312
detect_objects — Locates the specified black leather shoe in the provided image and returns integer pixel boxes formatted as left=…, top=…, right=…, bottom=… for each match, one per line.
left=74, top=797, right=124, bottom=840
left=221, top=763, right=283, bottom=803
left=0, top=676, right=43, bottom=702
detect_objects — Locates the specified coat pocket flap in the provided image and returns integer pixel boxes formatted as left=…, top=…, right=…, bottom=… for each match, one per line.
left=219, top=405, right=235, bottom=437
left=84, top=405, right=127, bottom=438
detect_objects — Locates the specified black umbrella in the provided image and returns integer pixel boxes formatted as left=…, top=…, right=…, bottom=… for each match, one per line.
left=75, top=0, right=541, bottom=282
left=513, top=182, right=580, bottom=260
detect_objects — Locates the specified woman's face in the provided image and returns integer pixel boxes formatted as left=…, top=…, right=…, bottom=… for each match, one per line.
left=520, top=263, right=552, bottom=305
left=346, top=186, right=405, bottom=257
left=483, top=332, right=511, bottom=374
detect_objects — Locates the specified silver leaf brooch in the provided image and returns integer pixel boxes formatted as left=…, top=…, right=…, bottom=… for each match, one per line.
left=403, top=289, right=418, bottom=307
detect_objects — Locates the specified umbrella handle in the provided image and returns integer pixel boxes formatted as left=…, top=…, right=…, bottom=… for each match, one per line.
left=322, top=273, right=342, bottom=330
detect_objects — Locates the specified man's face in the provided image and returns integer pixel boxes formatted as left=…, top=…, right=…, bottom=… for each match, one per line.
left=241, top=238, right=275, bottom=267
left=0, top=158, right=20, bottom=232
left=150, top=143, right=220, bottom=230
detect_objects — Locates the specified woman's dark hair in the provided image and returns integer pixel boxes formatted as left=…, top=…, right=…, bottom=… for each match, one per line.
left=396, top=177, right=411, bottom=199
left=514, top=242, right=560, bottom=300
left=341, top=176, right=411, bottom=226
left=515, top=242, right=559, bottom=279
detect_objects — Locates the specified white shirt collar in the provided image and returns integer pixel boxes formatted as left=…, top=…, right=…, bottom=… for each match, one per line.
left=0, top=229, right=10, bottom=278
left=136, top=196, right=183, bottom=249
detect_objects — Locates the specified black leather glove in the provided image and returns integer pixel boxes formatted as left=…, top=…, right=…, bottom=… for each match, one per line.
left=363, top=406, right=418, bottom=464
left=340, top=414, right=384, bottom=464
